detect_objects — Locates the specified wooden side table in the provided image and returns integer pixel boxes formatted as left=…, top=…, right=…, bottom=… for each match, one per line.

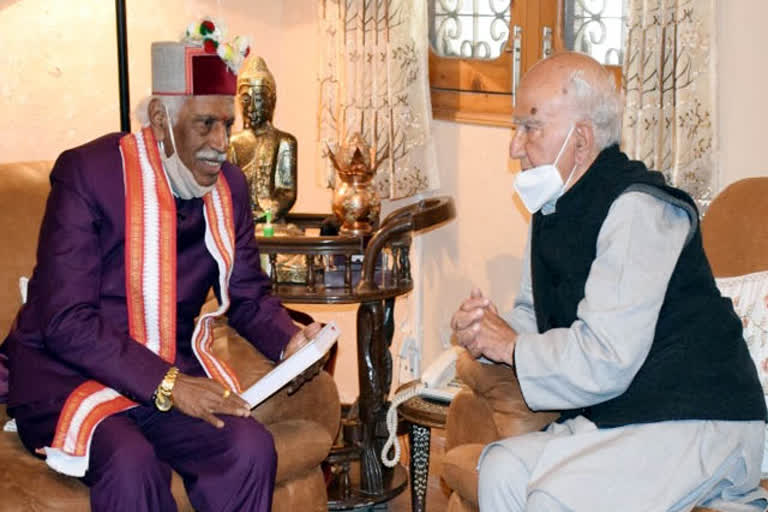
left=257, top=198, right=456, bottom=510
left=395, top=381, right=450, bottom=512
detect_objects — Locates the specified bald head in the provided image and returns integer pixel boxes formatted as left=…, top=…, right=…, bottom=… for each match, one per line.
left=520, top=52, right=622, bottom=151
left=525, top=52, right=614, bottom=90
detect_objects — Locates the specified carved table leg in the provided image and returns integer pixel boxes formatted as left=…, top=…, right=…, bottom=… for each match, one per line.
left=380, top=297, right=395, bottom=404
left=409, top=423, right=431, bottom=512
left=356, top=300, right=386, bottom=494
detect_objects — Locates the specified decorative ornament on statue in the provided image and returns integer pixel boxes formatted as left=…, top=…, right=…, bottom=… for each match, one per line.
left=327, top=133, right=385, bottom=237
left=184, top=18, right=250, bottom=73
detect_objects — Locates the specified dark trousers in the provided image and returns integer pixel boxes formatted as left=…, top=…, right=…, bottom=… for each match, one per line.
left=16, top=404, right=277, bottom=512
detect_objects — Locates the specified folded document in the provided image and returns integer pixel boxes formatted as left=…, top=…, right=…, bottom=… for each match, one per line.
left=240, top=322, right=340, bottom=408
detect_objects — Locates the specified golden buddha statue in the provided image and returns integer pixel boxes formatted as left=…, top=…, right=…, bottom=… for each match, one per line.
left=228, top=55, right=297, bottom=222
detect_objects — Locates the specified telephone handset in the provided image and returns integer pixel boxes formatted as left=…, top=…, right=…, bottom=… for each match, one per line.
left=418, top=345, right=465, bottom=402
left=381, top=346, right=466, bottom=467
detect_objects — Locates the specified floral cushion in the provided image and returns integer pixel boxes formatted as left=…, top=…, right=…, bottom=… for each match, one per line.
left=715, top=270, right=768, bottom=475
left=715, top=270, right=768, bottom=393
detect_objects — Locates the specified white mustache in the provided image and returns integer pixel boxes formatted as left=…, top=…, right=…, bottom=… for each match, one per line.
left=196, top=149, right=226, bottom=163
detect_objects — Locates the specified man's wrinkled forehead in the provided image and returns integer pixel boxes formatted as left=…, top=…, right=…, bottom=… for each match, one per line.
left=512, top=94, right=555, bottom=128
left=514, top=74, right=570, bottom=126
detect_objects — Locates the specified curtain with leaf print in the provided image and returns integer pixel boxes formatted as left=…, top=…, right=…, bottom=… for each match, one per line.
left=622, top=0, right=717, bottom=210
left=317, top=0, right=439, bottom=200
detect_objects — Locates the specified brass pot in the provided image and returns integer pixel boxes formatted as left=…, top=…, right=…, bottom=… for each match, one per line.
left=326, top=132, right=383, bottom=237
left=332, top=169, right=381, bottom=237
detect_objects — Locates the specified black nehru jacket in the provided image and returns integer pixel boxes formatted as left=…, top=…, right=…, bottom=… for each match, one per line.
left=529, top=144, right=766, bottom=427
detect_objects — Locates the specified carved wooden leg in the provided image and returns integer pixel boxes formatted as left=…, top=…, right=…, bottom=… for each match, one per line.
left=356, top=300, right=385, bottom=494
left=371, top=297, right=396, bottom=468
left=398, top=247, right=412, bottom=284
left=380, top=297, right=395, bottom=404
left=409, top=423, right=431, bottom=512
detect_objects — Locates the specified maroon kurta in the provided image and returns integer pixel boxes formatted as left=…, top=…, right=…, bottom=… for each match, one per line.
left=3, top=132, right=298, bottom=442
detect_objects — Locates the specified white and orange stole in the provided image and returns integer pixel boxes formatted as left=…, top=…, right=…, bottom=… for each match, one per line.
left=43, top=127, right=242, bottom=477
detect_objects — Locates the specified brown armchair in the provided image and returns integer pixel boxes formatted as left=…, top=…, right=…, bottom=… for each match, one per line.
left=0, top=161, right=340, bottom=511
left=440, top=177, right=768, bottom=512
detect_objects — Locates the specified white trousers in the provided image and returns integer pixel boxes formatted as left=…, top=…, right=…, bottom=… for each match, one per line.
left=477, top=417, right=767, bottom=512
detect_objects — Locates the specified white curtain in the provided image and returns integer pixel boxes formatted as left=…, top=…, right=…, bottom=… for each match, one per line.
left=317, top=0, right=439, bottom=200
left=621, top=0, right=718, bottom=210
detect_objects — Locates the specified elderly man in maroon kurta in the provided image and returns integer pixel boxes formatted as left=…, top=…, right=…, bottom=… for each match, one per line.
left=2, top=24, right=321, bottom=512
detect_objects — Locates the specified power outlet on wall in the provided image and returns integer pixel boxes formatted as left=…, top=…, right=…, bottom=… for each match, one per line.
left=397, top=336, right=421, bottom=384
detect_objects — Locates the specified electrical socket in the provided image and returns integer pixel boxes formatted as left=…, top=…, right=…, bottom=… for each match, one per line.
left=398, top=356, right=415, bottom=383
left=397, top=336, right=420, bottom=383
left=408, top=343, right=421, bottom=377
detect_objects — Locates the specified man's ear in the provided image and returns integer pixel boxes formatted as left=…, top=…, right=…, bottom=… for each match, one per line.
left=148, top=98, right=171, bottom=154
left=573, top=121, right=594, bottom=165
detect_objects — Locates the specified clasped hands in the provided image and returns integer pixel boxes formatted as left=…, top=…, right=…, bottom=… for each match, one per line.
left=171, top=322, right=324, bottom=429
left=451, top=288, right=518, bottom=366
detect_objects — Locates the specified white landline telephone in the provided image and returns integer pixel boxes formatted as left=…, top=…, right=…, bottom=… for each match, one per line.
left=381, top=345, right=466, bottom=468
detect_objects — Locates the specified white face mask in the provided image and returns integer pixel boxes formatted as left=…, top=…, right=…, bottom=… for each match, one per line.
left=159, top=105, right=216, bottom=200
left=513, top=124, right=577, bottom=214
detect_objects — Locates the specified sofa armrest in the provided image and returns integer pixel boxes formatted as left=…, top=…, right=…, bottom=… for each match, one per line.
left=446, top=390, right=498, bottom=451
left=252, top=371, right=340, bottom=443
left=452, top=351, right=558, bottom=442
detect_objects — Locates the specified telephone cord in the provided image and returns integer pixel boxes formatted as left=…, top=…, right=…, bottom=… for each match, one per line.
left=381, top=383, right=426, bottom=468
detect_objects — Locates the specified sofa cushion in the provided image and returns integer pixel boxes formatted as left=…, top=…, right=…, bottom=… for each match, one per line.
left=715, top=271, right=768, bottom=395
left=270, top=419, right=332, bottom=483
left=715, top=270, right=768, bottom=475
left=0, top=428, right=89, bottom=511
left=447, top=490, right=477, bottom=512
left=701, top=178, right=768, bottom=278
left=445, top=390, right=498, bottom=451
left=456, top=351, right=558, bottom=439
left=273, top=468, right=328, bottom=512
left=0, top=405, right=193, bottom=512
left=441, top=443, right=483, bottom=507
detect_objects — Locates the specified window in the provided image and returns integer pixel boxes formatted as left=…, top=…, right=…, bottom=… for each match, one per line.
left=429, top=0, right=628, bottom=126
left=564, top=0, right=628, bottom=89
left=430, top=1, right=512, bottom=59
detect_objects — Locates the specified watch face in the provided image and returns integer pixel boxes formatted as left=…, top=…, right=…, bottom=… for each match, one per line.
left=155, top=393, right=172, bottom=412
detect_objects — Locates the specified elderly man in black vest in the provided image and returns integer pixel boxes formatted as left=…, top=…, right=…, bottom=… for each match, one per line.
left=450, top=52, right=767, bottom=511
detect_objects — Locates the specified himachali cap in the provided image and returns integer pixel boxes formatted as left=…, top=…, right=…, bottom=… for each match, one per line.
left=152, top=18, right=250, bottom=96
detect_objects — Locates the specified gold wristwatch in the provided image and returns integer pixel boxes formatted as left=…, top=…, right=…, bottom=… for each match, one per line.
left=154, top=366, right=180, bottom=412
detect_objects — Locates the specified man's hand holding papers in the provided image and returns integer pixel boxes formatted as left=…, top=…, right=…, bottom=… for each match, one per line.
left=241, top=322, right=340, bottom=408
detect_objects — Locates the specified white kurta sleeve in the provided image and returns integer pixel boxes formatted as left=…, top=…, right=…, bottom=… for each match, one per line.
left=502, top=225, right=539, bottom=335
left=515, top=191, right=693, bottom=411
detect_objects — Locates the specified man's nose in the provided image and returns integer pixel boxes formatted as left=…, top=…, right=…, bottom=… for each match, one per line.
left=210, top=122, right=228, bottom=152
left=509, top=129, right=526, bottom=159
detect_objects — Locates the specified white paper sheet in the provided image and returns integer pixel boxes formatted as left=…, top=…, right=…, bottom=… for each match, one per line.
left=240, top=322, right=340, bottom=408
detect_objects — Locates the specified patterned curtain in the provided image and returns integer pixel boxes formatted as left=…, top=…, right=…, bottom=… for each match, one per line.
left=317, top=0, right=439, bottom=200
left=621, top=0, right=717, bottom=210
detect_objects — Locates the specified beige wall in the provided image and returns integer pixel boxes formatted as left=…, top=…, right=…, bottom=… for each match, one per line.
left=1, top=0, right=766, bottom=402
left=716, top=0, right=768, bottom=185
